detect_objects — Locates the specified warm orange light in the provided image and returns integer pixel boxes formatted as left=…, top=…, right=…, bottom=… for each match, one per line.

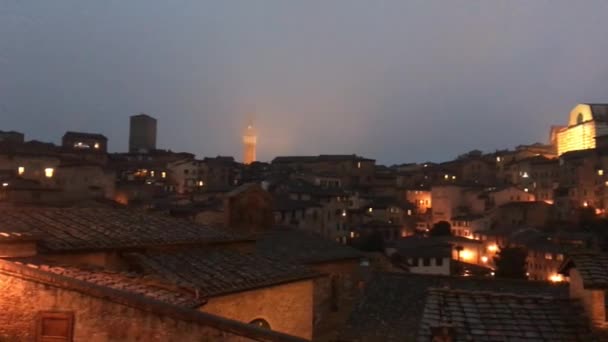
left=342, top=210, right=347, bottom=217
left=94, top=142, right=100, bottom=149
left=460, top=250, right=473, bottom=261
left=17, top=166, right=24, bottom=175
left=1, top=183, right=8, bottom=187
left=549, top=274, right=564, bottom=283
left=487, top=244, right=498, bottom=253
left=583, top=201, right=589, bottom=207
left=161, top=171, right=167, bottom=178
left=481, top=256, right=488, bottom=263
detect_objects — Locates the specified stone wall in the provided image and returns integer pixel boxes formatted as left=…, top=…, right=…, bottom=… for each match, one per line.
left=201, top=280, right=314, bottom=340
left=0, top=264, right=307, bottom=342
left=569, top=268, right=607, bottom=329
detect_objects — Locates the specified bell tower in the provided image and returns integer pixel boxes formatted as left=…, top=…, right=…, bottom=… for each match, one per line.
left=243, top=124, right=257, bottom=165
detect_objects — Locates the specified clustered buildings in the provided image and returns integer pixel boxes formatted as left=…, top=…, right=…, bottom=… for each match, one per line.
left=1, top=104, right=608, bottom=340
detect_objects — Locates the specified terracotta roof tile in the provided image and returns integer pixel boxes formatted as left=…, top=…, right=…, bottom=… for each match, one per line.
left=418, top=288, right=596, bottom=341
left=128, top=248, right=319, bottom=298
left=560, top=252, right=608, bottom=289
left=0, top=207, right=239, bottom=252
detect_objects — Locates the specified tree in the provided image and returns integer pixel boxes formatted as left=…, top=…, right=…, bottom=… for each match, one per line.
left=493, top=247, right=527, bottom=279
left=354, top=231, right=385, bottom=252
left=429, top=221, right=452, bottom=237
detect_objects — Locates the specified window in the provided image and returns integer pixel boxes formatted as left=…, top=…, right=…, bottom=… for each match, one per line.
left=37, top=311, right=73, bottom=342
left=423, top=258, right=431, bottom=266
left=18, top=166, right=25, bottom=175
left=577, top=113, right=584, bottom=124
left=44, top=168, right=54, bottom=178
left=436, top=257, right=443, bottom=266
left=249, top=319, right=271, bottom=330
left=411, top=258, right=419, bottom=266
left=545, top=253, right=553, bottom=260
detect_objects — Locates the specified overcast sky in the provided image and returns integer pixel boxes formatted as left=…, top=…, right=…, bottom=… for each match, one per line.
left=1, top=1, right=608, bottom=164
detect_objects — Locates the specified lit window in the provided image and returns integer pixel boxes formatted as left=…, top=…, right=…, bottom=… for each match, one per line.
left=357, top=162, right=361, bottom=169
left=1, top=183, right=8, bottom=187
left=17, top=166, right=24, bottom=175
left=549, top=274, right=564, bottom=283
left=522, top=172, right=529, bottom=178
left=342, top=210, right=347, bottom=217
left=368, top=207, right=373, bottom=213
left=524, top=188, right=529, bottom=192
left=161, top=171, right=167, bottom=178
left=487, top=244, right=498, bottom=252
left=44, top=168, right=54, bottom=178
left=545, top=253, right=553, bottom=260
left=583, top=201, right=589, bottom=207
left=350, top=231, right=355, bottom=238
left=150, top=171, right=155, bottom=177
left=407, top=209, right=412, bottom=216
left=481, top=256, right=488, bottom=263
left=198, top=181, right=204, bottom=187
left=452, top=175, right=456, bottom=180
left=444, top=174, right=449, bottom=179
left=496, top=156, right=502, bottom=162
left=94, top=142, right=100, bottom=149
left=599, top=170, right=604, bottom=176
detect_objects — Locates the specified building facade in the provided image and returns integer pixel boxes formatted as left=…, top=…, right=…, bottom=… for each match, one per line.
left=129, top=114, right=157, bottom=153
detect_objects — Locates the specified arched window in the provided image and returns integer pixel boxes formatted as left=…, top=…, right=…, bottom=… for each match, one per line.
left=577, top=113, right=584, bottom=124
left=249, top=319, right=271, bottom=330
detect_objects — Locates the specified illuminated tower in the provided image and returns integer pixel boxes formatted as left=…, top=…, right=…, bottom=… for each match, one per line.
left=243, top=124, right=257, bottom=165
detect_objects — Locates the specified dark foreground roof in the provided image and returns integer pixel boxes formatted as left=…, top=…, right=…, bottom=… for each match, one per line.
left=418, top=288, right=596, bottom=341
left=0, top=207, right=240, bottom=252
left=256, top=228, right=362, bottom=264
left=338, top=272, right=568, bottom=342
left=127, top=248, right=319, bottom=298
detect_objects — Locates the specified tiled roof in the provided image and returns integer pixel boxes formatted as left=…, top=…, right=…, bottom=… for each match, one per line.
left=13, top=259, right=202, bottom=308
left=256, top=228, right=362, bottom=264
left=0, top=207, right=239, bottom=252
left=418, top=288, right=596, bottom=341
left=127, top=248, right=319, bottom=298
left=560, top=252, right=608, bottom=289
left=338, top=272, right=568, bottom=342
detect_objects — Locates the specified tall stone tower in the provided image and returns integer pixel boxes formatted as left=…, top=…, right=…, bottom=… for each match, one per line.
left=129, top=113, right=157, bottom=153
left=243, top=124, right=257, bottom=165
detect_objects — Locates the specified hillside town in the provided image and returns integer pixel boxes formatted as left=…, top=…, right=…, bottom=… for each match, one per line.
left=0, top=104, right=608, bottom=340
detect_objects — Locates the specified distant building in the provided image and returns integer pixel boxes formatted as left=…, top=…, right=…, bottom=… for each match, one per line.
left=243, top=124, right=257, bottom=165
left=0, top=130, right=24, bottom=144
left=556, top=103, right=608, bottom=155
left=62, top=131, right=107, bottom=152
left=129, top=114, right=157, bottom=153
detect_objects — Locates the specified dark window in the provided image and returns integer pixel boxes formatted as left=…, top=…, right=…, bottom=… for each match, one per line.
left=37, top=311, right=74, bottom=342
left=249, top=319, right=271, bottom=330
left=423, top=258, right=431, bottom=266
left=436, top=257, right=443, bottom=266
left=577, top=113, right=584, bottom=124
left=411, top=258, right=419, bottom=266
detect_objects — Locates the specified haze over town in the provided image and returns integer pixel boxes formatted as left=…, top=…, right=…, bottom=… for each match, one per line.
left=2, top=1, right=608, bottom=164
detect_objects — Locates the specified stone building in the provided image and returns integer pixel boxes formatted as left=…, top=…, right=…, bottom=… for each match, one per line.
left=62, top=131, right=108, bottom=153
left=0, top=206, right=324, bottom=340
left=129, top=113, right=157, bottom=153
left=556, top=103, right=608, bottom=156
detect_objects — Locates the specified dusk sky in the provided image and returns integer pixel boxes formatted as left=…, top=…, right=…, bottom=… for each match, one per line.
left=1, top=1, right=608, bottom=165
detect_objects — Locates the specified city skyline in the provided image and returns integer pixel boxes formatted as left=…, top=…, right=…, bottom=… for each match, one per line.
left=2, top=1, right=608, bottom=164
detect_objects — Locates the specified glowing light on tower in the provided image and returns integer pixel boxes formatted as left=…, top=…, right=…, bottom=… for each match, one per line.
left=243, top=124, right=257, bottom=165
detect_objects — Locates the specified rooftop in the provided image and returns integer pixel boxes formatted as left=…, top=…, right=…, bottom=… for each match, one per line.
left=0, top=207, right=241, bottom=252
left=127, top=248, right=319, bottom=298
left=560, top=252, right=608, bottom=289
left=62, top=131, right=108, bottom=141
left=338, top=272, right=568, bottom=341
left=418, top=288, right=595, bottom=341
left=256, top=228, right=362, bottom=264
